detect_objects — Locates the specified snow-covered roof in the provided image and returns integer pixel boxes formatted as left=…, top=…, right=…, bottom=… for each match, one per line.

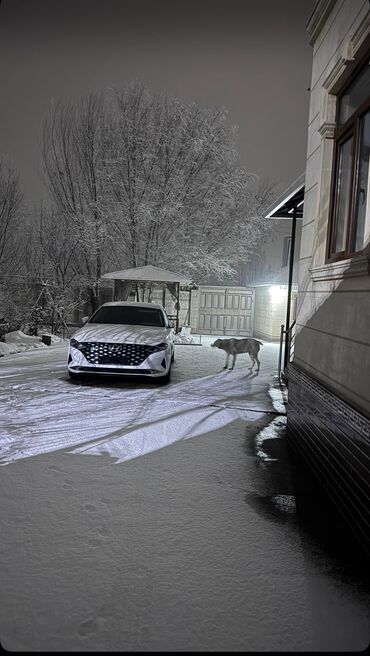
left=101, top=265, right=191, bottom=284
left=265, top=173, right=305, bottom=219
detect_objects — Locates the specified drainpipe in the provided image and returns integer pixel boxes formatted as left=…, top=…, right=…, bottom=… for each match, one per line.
left=284, top=204, right=297, bottom=369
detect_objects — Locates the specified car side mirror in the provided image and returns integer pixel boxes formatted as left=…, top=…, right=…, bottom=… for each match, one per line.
left=81, top=316, right=90, bottom=325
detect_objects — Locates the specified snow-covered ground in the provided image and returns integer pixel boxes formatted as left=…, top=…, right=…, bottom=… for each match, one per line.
left=0, top=336, right=280, bottom=466
left=0, top=336, right=369, bottom=652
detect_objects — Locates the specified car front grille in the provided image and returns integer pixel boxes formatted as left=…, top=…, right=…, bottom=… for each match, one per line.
left=78, top=342, right=162, bottom=366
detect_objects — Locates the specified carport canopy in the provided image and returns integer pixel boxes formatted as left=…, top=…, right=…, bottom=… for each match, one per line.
left=101, top=265, right=192, bottom=331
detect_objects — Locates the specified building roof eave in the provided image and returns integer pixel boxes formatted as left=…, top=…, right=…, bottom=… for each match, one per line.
left=265, top=173, right=305, bottom=219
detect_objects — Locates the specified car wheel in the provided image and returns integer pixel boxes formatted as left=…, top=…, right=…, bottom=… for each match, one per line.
left=171, top=348, right=175, bottom=363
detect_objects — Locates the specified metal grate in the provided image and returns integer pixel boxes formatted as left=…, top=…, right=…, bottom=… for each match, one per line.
left=78, top=342, right=162, bottom=366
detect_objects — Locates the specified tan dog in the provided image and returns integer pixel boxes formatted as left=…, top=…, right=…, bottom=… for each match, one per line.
left=211, top=337, right=263, bottom=372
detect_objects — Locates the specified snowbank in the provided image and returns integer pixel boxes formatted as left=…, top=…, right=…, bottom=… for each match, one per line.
left=174, top=331, right=202, bottom=344
left=5, top=330, right=42, bottom=344
left=174, top=333, right=198, bottom=344
left=0, top=342, right=20, bottom=357
left=0, top=331, right=65, bottom=357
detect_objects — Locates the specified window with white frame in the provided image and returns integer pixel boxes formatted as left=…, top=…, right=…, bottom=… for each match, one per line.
left=327, top=58, right=370, bottom=261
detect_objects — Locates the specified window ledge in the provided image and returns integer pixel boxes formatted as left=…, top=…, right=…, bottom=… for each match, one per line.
left=309, top=256, right=370, bottom=281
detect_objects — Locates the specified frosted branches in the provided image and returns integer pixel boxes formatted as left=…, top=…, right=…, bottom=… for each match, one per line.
left=41, top=81, right=275, bottom=297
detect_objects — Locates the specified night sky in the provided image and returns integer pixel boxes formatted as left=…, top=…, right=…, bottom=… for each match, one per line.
left=0, top=0, right=315, bottom=205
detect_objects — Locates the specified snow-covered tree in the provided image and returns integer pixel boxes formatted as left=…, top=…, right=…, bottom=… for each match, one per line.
left=104, top=81, right=275, bottom=283
left=42, top=94, right=112, bottom=311
left=0, top=157, right=27, bottom=330
left=42, top=83, right=275, bottom=303
left=35, top=205, right=87, bottom=332
left=0, top=157, right=23, bottom=275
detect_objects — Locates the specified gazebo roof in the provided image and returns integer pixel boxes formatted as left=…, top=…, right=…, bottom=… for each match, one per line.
left=101, top=265, right=191, bottom=285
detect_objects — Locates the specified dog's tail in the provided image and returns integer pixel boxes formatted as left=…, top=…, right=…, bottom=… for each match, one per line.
left=256, top=340, right=263, bottom=346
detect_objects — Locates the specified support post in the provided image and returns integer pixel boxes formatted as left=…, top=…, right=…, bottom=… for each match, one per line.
left=278, top=324, right=284, bottom=382
left=284, top=204, right=297, bottom=369
left=176, top=282, right=180, bottom=333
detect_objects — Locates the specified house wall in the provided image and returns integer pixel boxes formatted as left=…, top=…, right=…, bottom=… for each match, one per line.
left=288, top=0, right=370, bottom=554
left=293, top=0, right=370, bottom=414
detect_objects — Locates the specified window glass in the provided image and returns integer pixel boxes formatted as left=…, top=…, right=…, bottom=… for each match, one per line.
left=90, top=306, right=165, bottom=326
left=338, top=61, right=370, bottom=126
left=333, top=136, right=353, bottom=253
left=328, top=57, right=370, bottom=260
left=352, top=110, right=370, bottom=252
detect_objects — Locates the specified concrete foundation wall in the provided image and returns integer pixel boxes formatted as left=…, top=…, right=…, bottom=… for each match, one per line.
left=288, top=363, right=370, bottom=555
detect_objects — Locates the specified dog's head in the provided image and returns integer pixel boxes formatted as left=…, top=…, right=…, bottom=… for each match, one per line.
left=211, top=339, right=222, bottom=348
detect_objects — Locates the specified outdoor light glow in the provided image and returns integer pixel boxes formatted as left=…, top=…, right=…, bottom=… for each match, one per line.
left=269, top=285, right=287, bottom=303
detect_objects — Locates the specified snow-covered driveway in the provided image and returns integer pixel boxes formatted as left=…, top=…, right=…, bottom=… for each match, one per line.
left=0, top=336, right=281, bottom=465
left=1, top=336, right=369, bottom=652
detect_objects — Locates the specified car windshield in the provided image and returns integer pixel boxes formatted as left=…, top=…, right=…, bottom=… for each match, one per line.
left=89, top=306, right=166, bottom=327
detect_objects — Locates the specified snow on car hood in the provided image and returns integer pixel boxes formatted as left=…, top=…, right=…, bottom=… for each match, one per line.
left=72, top=323, right=171, bottom=345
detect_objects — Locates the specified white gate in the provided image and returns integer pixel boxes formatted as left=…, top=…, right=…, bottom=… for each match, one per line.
left=196, top=286, right=255, bottom=336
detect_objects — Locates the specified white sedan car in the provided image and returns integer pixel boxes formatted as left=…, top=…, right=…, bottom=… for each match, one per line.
left=68, top=302, right=175, bottom=383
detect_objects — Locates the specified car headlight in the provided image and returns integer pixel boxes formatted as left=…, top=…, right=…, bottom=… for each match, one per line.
left=70, top=338, right=83, bottom=350
left=155, top=342, right=169, bottom=351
